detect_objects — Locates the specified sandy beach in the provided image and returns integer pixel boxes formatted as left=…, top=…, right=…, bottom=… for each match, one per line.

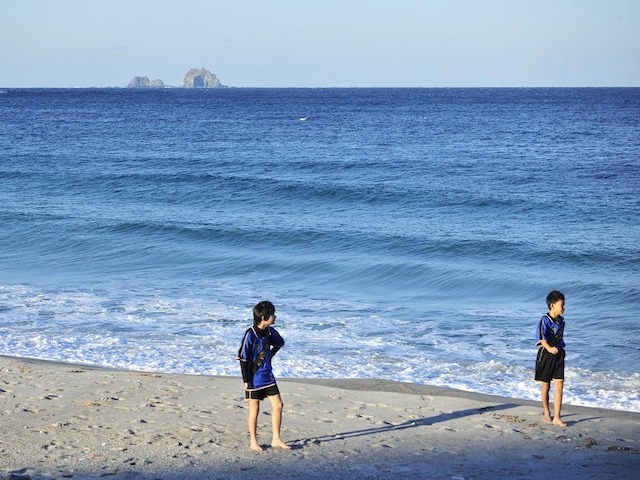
left=1, top=356, right=638, bottom=480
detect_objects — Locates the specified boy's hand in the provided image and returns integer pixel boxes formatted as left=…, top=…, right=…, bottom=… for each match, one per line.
left=549, top=346, right=559, bottom=355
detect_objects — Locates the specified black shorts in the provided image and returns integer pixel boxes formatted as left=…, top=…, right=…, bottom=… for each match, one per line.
left=535, top=347, right=565, bottom=383
left=245, top=384, right=280, bottom=401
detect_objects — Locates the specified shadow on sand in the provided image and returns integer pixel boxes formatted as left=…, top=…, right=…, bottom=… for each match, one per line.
left=291, top=403, right=521, bottom=448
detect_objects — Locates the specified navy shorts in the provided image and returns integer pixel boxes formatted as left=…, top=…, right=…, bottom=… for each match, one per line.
left=535, top=347, right=565, bottom=383
left=245, top=384, right=280, bottom=401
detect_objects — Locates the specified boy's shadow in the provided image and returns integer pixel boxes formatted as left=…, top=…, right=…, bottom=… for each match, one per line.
left=291, top=403, right=520, bottom=448
left=550, top=413, right=602, bottom=427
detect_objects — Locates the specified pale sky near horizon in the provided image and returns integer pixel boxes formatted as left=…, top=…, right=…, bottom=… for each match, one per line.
left=1, top=0, right=638, bottom=88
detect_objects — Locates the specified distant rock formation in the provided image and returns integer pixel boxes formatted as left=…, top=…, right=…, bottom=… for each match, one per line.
left=182, top=68, right=224, bottom=88
left=127, top=76, right=165, bottom=88
left=126, top=68, right=226, bottom=88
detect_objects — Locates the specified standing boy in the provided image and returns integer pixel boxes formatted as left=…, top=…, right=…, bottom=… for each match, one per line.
left=238, top=300, right=291, bottom=451
left=535, top=290, right=567, bottom=427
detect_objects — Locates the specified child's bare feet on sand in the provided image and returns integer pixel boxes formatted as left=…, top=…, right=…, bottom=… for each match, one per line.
left=271, top=440, right=291, bottom=450
left=542, top=415, right=552, bottom=423
left=250, top=442, right=263, bottom=452
left=553, top=418, right=567, bottom=427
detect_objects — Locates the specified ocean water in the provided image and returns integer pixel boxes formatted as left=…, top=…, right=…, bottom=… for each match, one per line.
left=1, top=87, right=639, bottom=412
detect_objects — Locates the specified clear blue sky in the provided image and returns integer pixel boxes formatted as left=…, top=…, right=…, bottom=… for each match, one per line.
left=1, top=0, right=638, bottom=88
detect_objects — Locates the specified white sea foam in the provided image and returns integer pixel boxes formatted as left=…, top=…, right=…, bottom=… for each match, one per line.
left=2, top=283, right=638, bottom=412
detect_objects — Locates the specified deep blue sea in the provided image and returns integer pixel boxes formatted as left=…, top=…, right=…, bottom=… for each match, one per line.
left=1, top=87, right=638, bottom=411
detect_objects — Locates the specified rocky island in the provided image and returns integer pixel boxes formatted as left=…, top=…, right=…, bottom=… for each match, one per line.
left=126, top=68, right=226, bottom=88
left=182, top=68, right=223, bottom=88
left=127, top=76, right=165, bottom=88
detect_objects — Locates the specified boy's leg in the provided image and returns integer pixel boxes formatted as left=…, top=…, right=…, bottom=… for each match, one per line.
left=267, top=394, right=291, bottom=450
left=540, top=382, right=551, bottom=422
left=248, top=399, right=262, bottom=451
left=552, top=379, right=567, bottom=427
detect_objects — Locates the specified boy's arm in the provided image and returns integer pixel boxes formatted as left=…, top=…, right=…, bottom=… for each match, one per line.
left=269, top=328, right=285, bottom=357
left=238, top=330, right=255, bottom=388
left=240, top=359, right=253, bottom=387
left=536, top=316, right=559, bottom=354
left=538, top=339, right=559, bottom=355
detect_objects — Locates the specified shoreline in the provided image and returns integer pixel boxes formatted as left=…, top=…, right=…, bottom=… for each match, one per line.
left=2, top=355, right=639, bottom=479
left=5, top=355, right=639, bottom=417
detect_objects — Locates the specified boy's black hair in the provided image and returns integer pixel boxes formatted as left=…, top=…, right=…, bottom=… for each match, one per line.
left=546, top=290, right=565, bottom=309
left=253, top=300, right=275, bottom=326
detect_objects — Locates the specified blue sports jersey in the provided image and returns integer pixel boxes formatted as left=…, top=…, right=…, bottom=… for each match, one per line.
left=536, top=314, right=565, bottom=349
left=238, top=326, right=285, bottom=390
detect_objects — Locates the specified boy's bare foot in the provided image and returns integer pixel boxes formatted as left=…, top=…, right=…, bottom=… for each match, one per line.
left=542, top=415, right=552, bottom=423
left=271, top=440, right=291, bottom=450
left=553, top=418, right=567, bottom=427
left=250, top=442, right=263, bottom=452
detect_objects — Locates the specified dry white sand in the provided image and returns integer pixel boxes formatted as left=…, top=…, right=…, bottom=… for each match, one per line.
left=1, top=355, right=638, bottom=479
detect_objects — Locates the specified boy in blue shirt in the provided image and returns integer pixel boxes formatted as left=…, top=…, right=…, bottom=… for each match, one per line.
left=238, top=300, right=291, bottom=451
left=535, top=290, right=567, bottom=427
